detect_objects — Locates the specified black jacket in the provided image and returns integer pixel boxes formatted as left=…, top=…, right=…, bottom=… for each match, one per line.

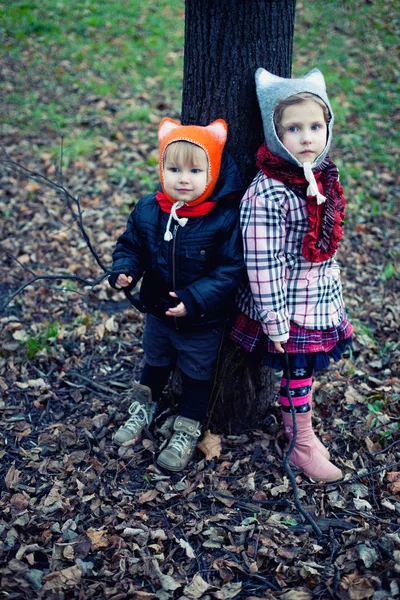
left=109, top=152, right=245, bottom=328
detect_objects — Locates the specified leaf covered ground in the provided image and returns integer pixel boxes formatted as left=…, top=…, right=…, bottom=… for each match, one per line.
left=1, top=1, right=400, bottom=599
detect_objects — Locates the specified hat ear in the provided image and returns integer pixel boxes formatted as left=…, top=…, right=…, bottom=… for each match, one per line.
left=158, top=118, right=180, bottom=141
left=304, top=68, right=326, bottom=90
left=206, top=119, right=228, bottom=143
left=255, top=68, right=284, bottom=89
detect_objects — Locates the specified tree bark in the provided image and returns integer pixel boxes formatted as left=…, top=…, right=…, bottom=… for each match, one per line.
left=182, top=0, right=296, bottom=183
left=181, top=0, right=296, bottom=432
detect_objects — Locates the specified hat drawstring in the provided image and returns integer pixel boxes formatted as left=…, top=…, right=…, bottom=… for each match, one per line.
left=303, top=162, right=326, bottom=205
left=164, top=201, right=188, bottom=241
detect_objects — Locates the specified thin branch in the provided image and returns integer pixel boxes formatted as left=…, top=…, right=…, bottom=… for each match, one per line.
left=1, top=144, right=106, bottom=271
left=0, top=272, right=108, bottom=313
left=282, top=349, right=325, bottom=540
left=372, top=438, right=400, bottom=455
left=0, top=142, right=141, bottom=312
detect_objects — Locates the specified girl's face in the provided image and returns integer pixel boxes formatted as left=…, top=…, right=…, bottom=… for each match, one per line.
left=163, top=150, right=208, bottom=203
left=279, top=99, right=327, bottom=164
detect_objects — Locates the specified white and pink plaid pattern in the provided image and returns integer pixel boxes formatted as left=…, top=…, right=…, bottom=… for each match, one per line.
left=236, top=172, right=345, bottom=339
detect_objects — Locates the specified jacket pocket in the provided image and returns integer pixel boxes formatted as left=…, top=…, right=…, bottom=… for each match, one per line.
left=185, top=245, right=209, bottom=261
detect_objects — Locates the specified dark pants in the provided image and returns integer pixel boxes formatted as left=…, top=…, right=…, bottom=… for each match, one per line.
left=140, top=363, right=211, bottom=423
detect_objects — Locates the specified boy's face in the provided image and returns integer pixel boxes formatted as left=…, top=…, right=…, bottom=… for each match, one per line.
left=163, top=151, right=208, bottom=203
left=280, top=99, right=327, bottom=164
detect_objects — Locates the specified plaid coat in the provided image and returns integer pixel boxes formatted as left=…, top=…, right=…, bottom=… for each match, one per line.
left=236, top=172, right=345, bottom=342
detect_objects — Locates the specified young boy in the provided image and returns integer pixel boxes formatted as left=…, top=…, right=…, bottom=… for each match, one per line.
left=109, top=118, right=244, bottom=472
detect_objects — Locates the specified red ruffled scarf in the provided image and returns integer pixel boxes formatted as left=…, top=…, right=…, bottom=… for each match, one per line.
left=256, top=144, right=346, bottom=262
left=156, top=191, right=216, bottom=217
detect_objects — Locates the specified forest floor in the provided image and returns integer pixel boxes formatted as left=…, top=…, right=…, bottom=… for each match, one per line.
left=1, top=1, right=399, bottom=599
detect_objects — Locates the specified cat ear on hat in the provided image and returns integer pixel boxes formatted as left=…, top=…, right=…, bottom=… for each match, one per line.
left=255, top=67, right=326, bottom=91
left=255, top=67, right=283, bottom=89
left=206, top=119, right=228, bottom=144
left=158, top=118, right=180, bottom=141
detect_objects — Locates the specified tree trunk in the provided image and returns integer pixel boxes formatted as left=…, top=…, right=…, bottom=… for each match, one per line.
left=181, top=0, right=296, bottom=432
left=182, top=0, right=296, bottom=183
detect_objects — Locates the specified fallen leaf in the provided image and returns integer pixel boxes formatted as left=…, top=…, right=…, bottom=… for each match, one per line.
left=356, top=544, right=378, bottom=568
left=197, top=430, right=222, bottom=460
left=339, top=573, right=375, bottom=599
left=86, top=528, right=109, bottom=549
left=42, top=565, right=82, bottom=590
left=183, top=573, right=210, bottom=598
left=177, top=538, right=196, bottom=559
left=345, top=385, right=365, bottom=405
left=105, top=316, right=118, bottom=333
left=5, top=465, right=21, bottom=490
left=353, top=498, right=373, bottom=512
left=138, top=489, right=159, bottom=503
left=213, top=581, right=242, bottom=599
left=280, top=590, right=312, bottom=600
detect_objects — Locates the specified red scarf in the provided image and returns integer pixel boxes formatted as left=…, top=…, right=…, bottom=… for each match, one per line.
left=156, top=191, right=217, bottom=217
left=256, top=144, right=346, bottom=263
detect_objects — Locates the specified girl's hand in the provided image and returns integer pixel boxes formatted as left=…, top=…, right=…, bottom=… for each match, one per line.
left=115, top=274, right=133, bottom=289
left=273, top=341, right=286, bottom=353
left=165, top=292, right=188, bottom=317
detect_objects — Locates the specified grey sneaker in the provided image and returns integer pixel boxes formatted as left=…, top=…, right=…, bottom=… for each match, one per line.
left=157, top=416, right=201, bottom=472
left=113, top=383, right=156, bottom=446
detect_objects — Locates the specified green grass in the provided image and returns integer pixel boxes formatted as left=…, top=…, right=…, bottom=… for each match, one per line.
left=294, top=0, right=399, bottom=177
left=24, top=321, right=59, bottom=359
left=2, top=0, right=398, bottom=205
left=2, top=0, right=185, bottom=134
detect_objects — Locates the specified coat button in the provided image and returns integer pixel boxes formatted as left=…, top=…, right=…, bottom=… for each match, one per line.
left=266, top=310, right=277, bottom=321
left=200, top=249, right=206, bottom=255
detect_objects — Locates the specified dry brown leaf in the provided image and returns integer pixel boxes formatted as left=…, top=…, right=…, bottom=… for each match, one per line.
left=339, top=573, right=375, bottom=599
left=183, top=573, right=210, bottom=598
left=177, top=538, right=196, bottom=559
left=388, top=479, right=400, bottom=494
left=197, top=429, right=222, bottom=460
left=138, top=489, right=159, bottom=503
left=280, top=590, right=312, bottom=600
left=5, top=465, right=21, bottom=490
left=10, top=493, right=29, bottom=511
left=212, top=492, right=235, bottom=507
left=43, top=485, right=63, bottom=507
left=27, top=377, right=48, bottom=389
left=24, top=181, right=41, bottom=193
left=345, top=385, right=365, bottom=405
left=95, top=323, right=105, bottom=341
left=42, top=565, right=82, bottom=590
left=105, top=316, right=118, bottom=333
left=212, top=581, right=242, bottom=599
left=86, top=527, right=109, bottom=549
left=12, top=329, right=28, bottom=341
left=386, top=471, right=400, bottom=482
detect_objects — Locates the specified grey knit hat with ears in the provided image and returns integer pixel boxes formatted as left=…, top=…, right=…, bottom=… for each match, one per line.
left=255, top=68, right=334, bottom=169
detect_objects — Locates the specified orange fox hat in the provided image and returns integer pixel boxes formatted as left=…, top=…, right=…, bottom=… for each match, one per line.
left=158, top=117, right=228, bottom=206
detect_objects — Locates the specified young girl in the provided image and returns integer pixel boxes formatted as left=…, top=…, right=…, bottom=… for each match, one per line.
left=109, top=118, right=244, bottom=472
left=232, top=68, right=353, bottom=483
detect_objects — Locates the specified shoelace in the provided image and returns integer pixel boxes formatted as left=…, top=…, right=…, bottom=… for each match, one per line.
left=123, top=401, right=149, bottom=434
left=168, top=429, right=200, bottom=454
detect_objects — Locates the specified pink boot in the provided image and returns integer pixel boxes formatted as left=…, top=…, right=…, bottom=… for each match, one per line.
left=281, top=409, right=342, bottom=482
left=309, top=392, right=330, bottom=460
left=280, top=377, right=330, bottom=460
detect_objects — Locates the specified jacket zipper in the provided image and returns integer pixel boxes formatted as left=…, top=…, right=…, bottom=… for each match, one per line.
left=172, top=224, right=179, bottom=330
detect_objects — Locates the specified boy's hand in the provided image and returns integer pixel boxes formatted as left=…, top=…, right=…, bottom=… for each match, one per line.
left=115, top=274, right=133, bottom=289
left=165, top=292, right=188, bottom=317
